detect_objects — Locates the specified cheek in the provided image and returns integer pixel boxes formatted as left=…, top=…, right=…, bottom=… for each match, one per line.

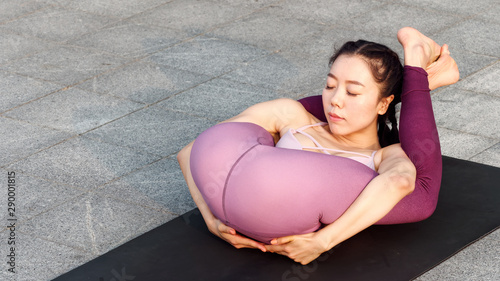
left=322, top=90, right=332, bottom=109
left=348, top=100, right=380, bottom=122
left=350, top=98, right=378, bottom=112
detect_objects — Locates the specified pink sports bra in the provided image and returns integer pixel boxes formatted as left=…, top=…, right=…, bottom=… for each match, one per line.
left=276, top=122, right=377, bottom=170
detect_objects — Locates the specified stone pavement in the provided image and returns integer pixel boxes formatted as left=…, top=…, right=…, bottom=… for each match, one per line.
left=0, top=0, right=498, bottom=280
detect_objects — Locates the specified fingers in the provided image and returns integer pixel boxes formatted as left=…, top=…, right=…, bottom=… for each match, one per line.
left=218, top=227, right=267, bottom=252
left=265, top=244, right=287, bottom=255
left=217, top=222, right=236, bottom=235
left=230, top=235, right=267, bottom=252
left=271, top=235, right=295, bottom=245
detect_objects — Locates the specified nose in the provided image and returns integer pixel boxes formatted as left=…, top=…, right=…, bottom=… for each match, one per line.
left=330, top=88, right=344, bottom=109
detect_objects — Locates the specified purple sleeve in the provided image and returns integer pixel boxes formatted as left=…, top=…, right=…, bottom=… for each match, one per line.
left=298, top=66, right=442, bottom=224
left=377, top=66, right=442, bottom=223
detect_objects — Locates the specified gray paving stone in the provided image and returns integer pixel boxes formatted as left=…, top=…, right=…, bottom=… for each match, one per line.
left=469, top=142, right=500, bottom=168
left=444, top=48, right=499, bottom=79
left=221, top=50, right=329, bottom=95
left=3, top=87, right=143, bottom=134
left=156, top=78, right=286, bottom=121
left=400, top=0, right=496, bottom=17
left=0, top=231, right=94, bottom=281
left=69, top=21, right=190, bottom=59
left=274, top=0, right=387, bottom=25
left=0, top=117, right=71, bottom=166
left=20, top=191, right=174, bottom=256
left=76, top=61, right=212, bottom=104
left=432, top=19, right=500, bottom=58
left=277, top=24, right=489, bottom=81
left=83, top=106, right=213, bottom=156
left=437, top=127, right=498, bottom=160
left=7, top=136, right=160, bottom=190
left=0, top=31, right=56, bottom=65
left=0, top=1, right=497, bottom=280
left=343, top=2, right=463, bottom=37
left=415, top=229, right=500, bottom=281
left=0, top=171, right=85, bottom=224
left=476, top=1, right=500, bottom=24
left=0, top=6, right=116, bottom=43
left=207, top=7, right=331, bottom=52
left=130, top=0, right=274, bottom=34
left=431, top=88, right=500, bottom=139
left=97, top=157, right=196, bottom=215
left=49, top=0, right=170, bottom=19
left=0, top=0, right=48, bottom=24
left=0, top=45, right=129, bottom=86
left=280, top=27, right=400, bottom=59
left=147, top=36, right=270, bottom=77
left=453, top=62, right=500, bottom=97
left=0, top=71, right=61, bottom=113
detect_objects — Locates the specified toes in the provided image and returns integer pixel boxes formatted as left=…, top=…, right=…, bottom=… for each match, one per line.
left=440, top=44, right=450, bottom=56
left=442, top=44, right=450, bottom=56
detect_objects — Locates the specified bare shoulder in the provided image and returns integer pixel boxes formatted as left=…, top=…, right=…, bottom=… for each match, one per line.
left=262, top=98, right=309, bottom=111
left=271, top=98, right=311, bottom=117
left=267, top=98, right=313, bottom=128
left=223, top=98, right=310, bottom=134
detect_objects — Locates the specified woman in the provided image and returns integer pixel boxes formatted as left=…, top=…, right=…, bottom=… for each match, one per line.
left=177, top=27, right=459, bottom=264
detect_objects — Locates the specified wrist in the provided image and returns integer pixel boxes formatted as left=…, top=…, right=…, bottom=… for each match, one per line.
left=200, top=210, right=218, bottom=232
left=315, top=228, right=337, bottom=252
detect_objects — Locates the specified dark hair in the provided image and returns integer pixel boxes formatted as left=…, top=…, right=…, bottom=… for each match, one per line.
left=329, top=40, right=403, bottom=147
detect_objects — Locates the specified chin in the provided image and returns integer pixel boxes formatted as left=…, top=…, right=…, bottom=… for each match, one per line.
left=327, top=123, right=346, bottom=136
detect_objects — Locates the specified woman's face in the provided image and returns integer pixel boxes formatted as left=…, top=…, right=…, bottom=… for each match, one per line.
left=322, top=55, right=393, bottom=137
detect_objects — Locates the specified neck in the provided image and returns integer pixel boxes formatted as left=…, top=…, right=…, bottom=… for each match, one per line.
left=327, top=122, right=381, bottom=151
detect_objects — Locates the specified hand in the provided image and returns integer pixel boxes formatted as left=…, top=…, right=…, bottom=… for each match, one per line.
left=208, top=218, right=267, bottom=252
left=265, top=232, right=328, bottom=265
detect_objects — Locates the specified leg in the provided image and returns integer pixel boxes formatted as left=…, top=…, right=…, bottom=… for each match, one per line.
left=191, top=122, right=377, bottom=243
left=379, top=27, right=455, bottom=223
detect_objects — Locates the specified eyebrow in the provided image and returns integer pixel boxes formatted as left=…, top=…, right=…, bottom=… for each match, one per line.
left=327, top=73, right=365, bottom=87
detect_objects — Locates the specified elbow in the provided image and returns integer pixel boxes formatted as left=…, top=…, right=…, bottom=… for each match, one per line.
left=176, top=148, right=185, bottom=164
left=177, top=142, right=193, bottom=165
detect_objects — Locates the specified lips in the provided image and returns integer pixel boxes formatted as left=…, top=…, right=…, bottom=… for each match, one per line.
left=328, top=112, right=344, bottom=122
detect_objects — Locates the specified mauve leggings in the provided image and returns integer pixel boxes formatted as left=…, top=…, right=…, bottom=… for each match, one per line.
left=190, top=66, right=441, bottom=243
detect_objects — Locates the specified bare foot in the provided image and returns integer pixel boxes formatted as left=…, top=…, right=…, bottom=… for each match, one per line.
left=397, top=27, right=441, bottom=68
left=426, top=44, right=460, bottom=90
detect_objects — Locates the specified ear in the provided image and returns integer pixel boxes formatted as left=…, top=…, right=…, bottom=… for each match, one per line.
left=377, top=94, right=394, bottom=115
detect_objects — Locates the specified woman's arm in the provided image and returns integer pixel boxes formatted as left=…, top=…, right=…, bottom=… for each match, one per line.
left=266, top=29, right=454, bottom=264
left=265, top=144, right=416, bottom=264
left=177, top=141, right=267, bottom=251
left=177, top=98, right=309, bottom=250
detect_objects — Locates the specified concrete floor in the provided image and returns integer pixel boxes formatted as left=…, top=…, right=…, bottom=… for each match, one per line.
left=0, top=0, right=498, bottom=280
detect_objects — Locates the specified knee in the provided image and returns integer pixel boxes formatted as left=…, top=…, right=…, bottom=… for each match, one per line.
left=388, top=162, right=417, bottom=196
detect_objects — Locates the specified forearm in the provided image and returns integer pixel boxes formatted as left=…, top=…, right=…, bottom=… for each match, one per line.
left=177, top=142, right=217, bottom=229
left=317, top=171, right=414, bottom=251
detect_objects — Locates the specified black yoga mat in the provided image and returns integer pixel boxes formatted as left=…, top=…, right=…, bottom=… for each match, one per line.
left=53, top=156, right=500, bottom=281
